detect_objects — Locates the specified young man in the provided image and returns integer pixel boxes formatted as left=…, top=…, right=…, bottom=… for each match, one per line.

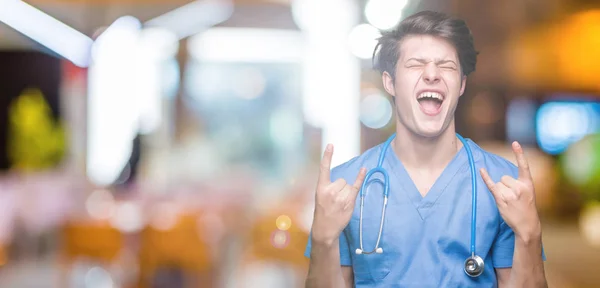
left=304, top=11, right=547, bottom=287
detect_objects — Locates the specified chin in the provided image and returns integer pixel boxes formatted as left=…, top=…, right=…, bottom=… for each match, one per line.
left=413, top=127, right=445, bottom=138
left=413, top=117, right=449, bottom=138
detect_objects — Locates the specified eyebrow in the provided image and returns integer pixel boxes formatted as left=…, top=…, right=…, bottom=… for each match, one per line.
left=406, top=58, right=457, bottom=66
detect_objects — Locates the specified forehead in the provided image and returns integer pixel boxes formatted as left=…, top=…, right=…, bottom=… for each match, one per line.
left=398, top=34, right=458, bottom=61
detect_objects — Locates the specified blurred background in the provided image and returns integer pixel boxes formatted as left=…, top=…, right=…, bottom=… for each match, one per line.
left=0, top=0, right=599, bottom=287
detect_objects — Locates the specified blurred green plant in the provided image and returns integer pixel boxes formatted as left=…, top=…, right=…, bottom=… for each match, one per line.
left=7, top=87, right=66, bottom=171
left=559, top=133, right=600, bottom=201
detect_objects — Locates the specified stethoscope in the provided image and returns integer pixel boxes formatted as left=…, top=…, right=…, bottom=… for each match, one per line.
left=354, top=133, right=485, bottom=278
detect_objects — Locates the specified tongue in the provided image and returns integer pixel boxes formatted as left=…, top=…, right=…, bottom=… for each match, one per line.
left=419, top=99, right=441, bottom=114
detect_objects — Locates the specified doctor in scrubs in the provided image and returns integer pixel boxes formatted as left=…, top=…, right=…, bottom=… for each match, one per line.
left=304, top=10, right=547, bottom=288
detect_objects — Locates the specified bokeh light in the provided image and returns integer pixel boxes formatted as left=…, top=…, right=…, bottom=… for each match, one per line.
left=270, top=230, right=290, bottom=249
left=536, top=102, right=600, bottom=155
left=561, top=133, right=600, bottom=196
left=348, top=24, right=381, bottom=59
left=364, top=0, right=408, bottom=30
left=85, top=189, right=116, bottom=220
left=109, top=201, right=143, bottom=233
left=291, top=0, right=358, bottom=32
left=84, top=266, right=114, bottom=288
left=275, top=215, right=292, bottom=231
left=580, top=202, right=600, bottom=248
left=360, top=91, right=393, bottom=129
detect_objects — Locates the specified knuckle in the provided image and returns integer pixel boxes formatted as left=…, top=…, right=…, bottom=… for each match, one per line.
left=514, top=184, right=524, bottom=193
left=335, top=192, right=348, bottom=203
left=515, top=182, right=529, bottom=194
left=513, top=189, right=522, bottom=198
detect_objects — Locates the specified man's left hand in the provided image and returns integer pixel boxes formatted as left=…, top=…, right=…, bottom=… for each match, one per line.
left=480, top=141, right=541, bottom=239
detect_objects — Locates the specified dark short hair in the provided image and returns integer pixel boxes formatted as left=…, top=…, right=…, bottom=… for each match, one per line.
left=373, top=10, right=478, bottom=79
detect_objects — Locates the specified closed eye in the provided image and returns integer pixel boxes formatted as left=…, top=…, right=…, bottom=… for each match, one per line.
left=440, top=66, right=456, bottom=70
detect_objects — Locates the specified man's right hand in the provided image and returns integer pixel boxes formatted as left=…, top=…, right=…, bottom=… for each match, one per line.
left=311, top=144, right=367, bottom=245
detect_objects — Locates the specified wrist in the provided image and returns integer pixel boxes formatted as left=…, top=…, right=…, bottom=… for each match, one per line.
left=311, top=233, right=339, bottom=248
left=311, top=235, right=340, bottom=260
left=515, top=222, right=542, bottom=244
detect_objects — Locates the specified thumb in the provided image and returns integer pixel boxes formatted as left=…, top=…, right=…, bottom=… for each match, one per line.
left=480, top=168, right=501, bottom=202
left=352, top=167, right=367, bottom=192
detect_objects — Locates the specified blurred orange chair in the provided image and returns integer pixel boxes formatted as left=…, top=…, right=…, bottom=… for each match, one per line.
left=234, top=208, right=310, bottom=288
left=243, top=209, right=310, bottom=269
left=61, top=220, right=124, bottom=263
left=137, top=212, right=215, bottom=288
left=59, top=219, right=126, bottom=287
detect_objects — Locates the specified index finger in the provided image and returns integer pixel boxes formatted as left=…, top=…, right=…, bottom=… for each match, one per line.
left=318, top=144, right=334, bottom=186
left=511, top=141, right=532, bottom=181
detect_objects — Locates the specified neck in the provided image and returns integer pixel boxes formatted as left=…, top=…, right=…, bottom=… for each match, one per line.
left=392, top=120, right=462, bottom=171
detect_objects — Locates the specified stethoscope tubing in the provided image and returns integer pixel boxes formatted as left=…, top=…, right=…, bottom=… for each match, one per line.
left=356, top=133, right=481, bottom=275
left=456, top=133, right=478, bottom=257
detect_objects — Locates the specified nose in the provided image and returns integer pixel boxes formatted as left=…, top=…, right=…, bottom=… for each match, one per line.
left=422, top=64, right=441, bottom=84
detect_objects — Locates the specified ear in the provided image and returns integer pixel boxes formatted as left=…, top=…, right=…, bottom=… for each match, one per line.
left=459, top=75, right=467, bottom=97
left=382, top=71, right=396, bottom=97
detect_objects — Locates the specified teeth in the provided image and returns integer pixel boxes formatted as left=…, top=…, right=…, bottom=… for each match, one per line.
left=417, top=92, right=443, bottom=101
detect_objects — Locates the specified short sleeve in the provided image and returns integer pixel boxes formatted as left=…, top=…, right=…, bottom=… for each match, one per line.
left=492, top=221, right=516, bottom=268
left=304, top=229, right=352, bottom=266
left=492, top=221, right=547, bottom=268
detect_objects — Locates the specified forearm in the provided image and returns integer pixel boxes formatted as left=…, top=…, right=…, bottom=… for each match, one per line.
left=509, top=228, right=547, bottom=288
left=305, top=239, right=346, bottom=288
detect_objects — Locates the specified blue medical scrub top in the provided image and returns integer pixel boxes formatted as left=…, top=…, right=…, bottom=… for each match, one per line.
left=304, top=138, right=546, bottom=287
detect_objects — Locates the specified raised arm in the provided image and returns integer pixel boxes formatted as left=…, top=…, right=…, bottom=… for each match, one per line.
left=305, top=144, right=366, bottom=288
left=481, top=142, right=547, bottom=288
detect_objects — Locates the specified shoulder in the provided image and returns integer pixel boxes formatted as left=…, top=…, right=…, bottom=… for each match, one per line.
left=329, top=143, right=383, bottom=182
left=468, top=140, right=519, bottom=179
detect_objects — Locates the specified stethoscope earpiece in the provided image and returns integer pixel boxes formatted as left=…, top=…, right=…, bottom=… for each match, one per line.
left=354, top=247, right=383, bottom=255
left=464, top=255, right=484, bottom=277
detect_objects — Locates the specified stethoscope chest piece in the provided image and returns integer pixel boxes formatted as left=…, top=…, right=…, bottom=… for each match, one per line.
left=464, top=254, right=484, bottom=277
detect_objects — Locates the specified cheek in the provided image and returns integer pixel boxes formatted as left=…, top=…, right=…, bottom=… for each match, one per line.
left=441, top=72, right=462, bottom=86
left=394, top=73, right=421, bottom=95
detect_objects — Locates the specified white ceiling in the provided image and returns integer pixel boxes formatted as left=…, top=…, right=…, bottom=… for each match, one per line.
left=0, top=0, right=299, bottom=50
left=0, top=2, right=187, bottom=49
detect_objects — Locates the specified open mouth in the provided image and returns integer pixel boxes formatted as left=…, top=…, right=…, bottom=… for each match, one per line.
left=417, top=91, right=444, bottom=116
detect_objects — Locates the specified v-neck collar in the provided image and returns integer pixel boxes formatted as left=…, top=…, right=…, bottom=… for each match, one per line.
left=385, top=139, right=471, bottom=221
